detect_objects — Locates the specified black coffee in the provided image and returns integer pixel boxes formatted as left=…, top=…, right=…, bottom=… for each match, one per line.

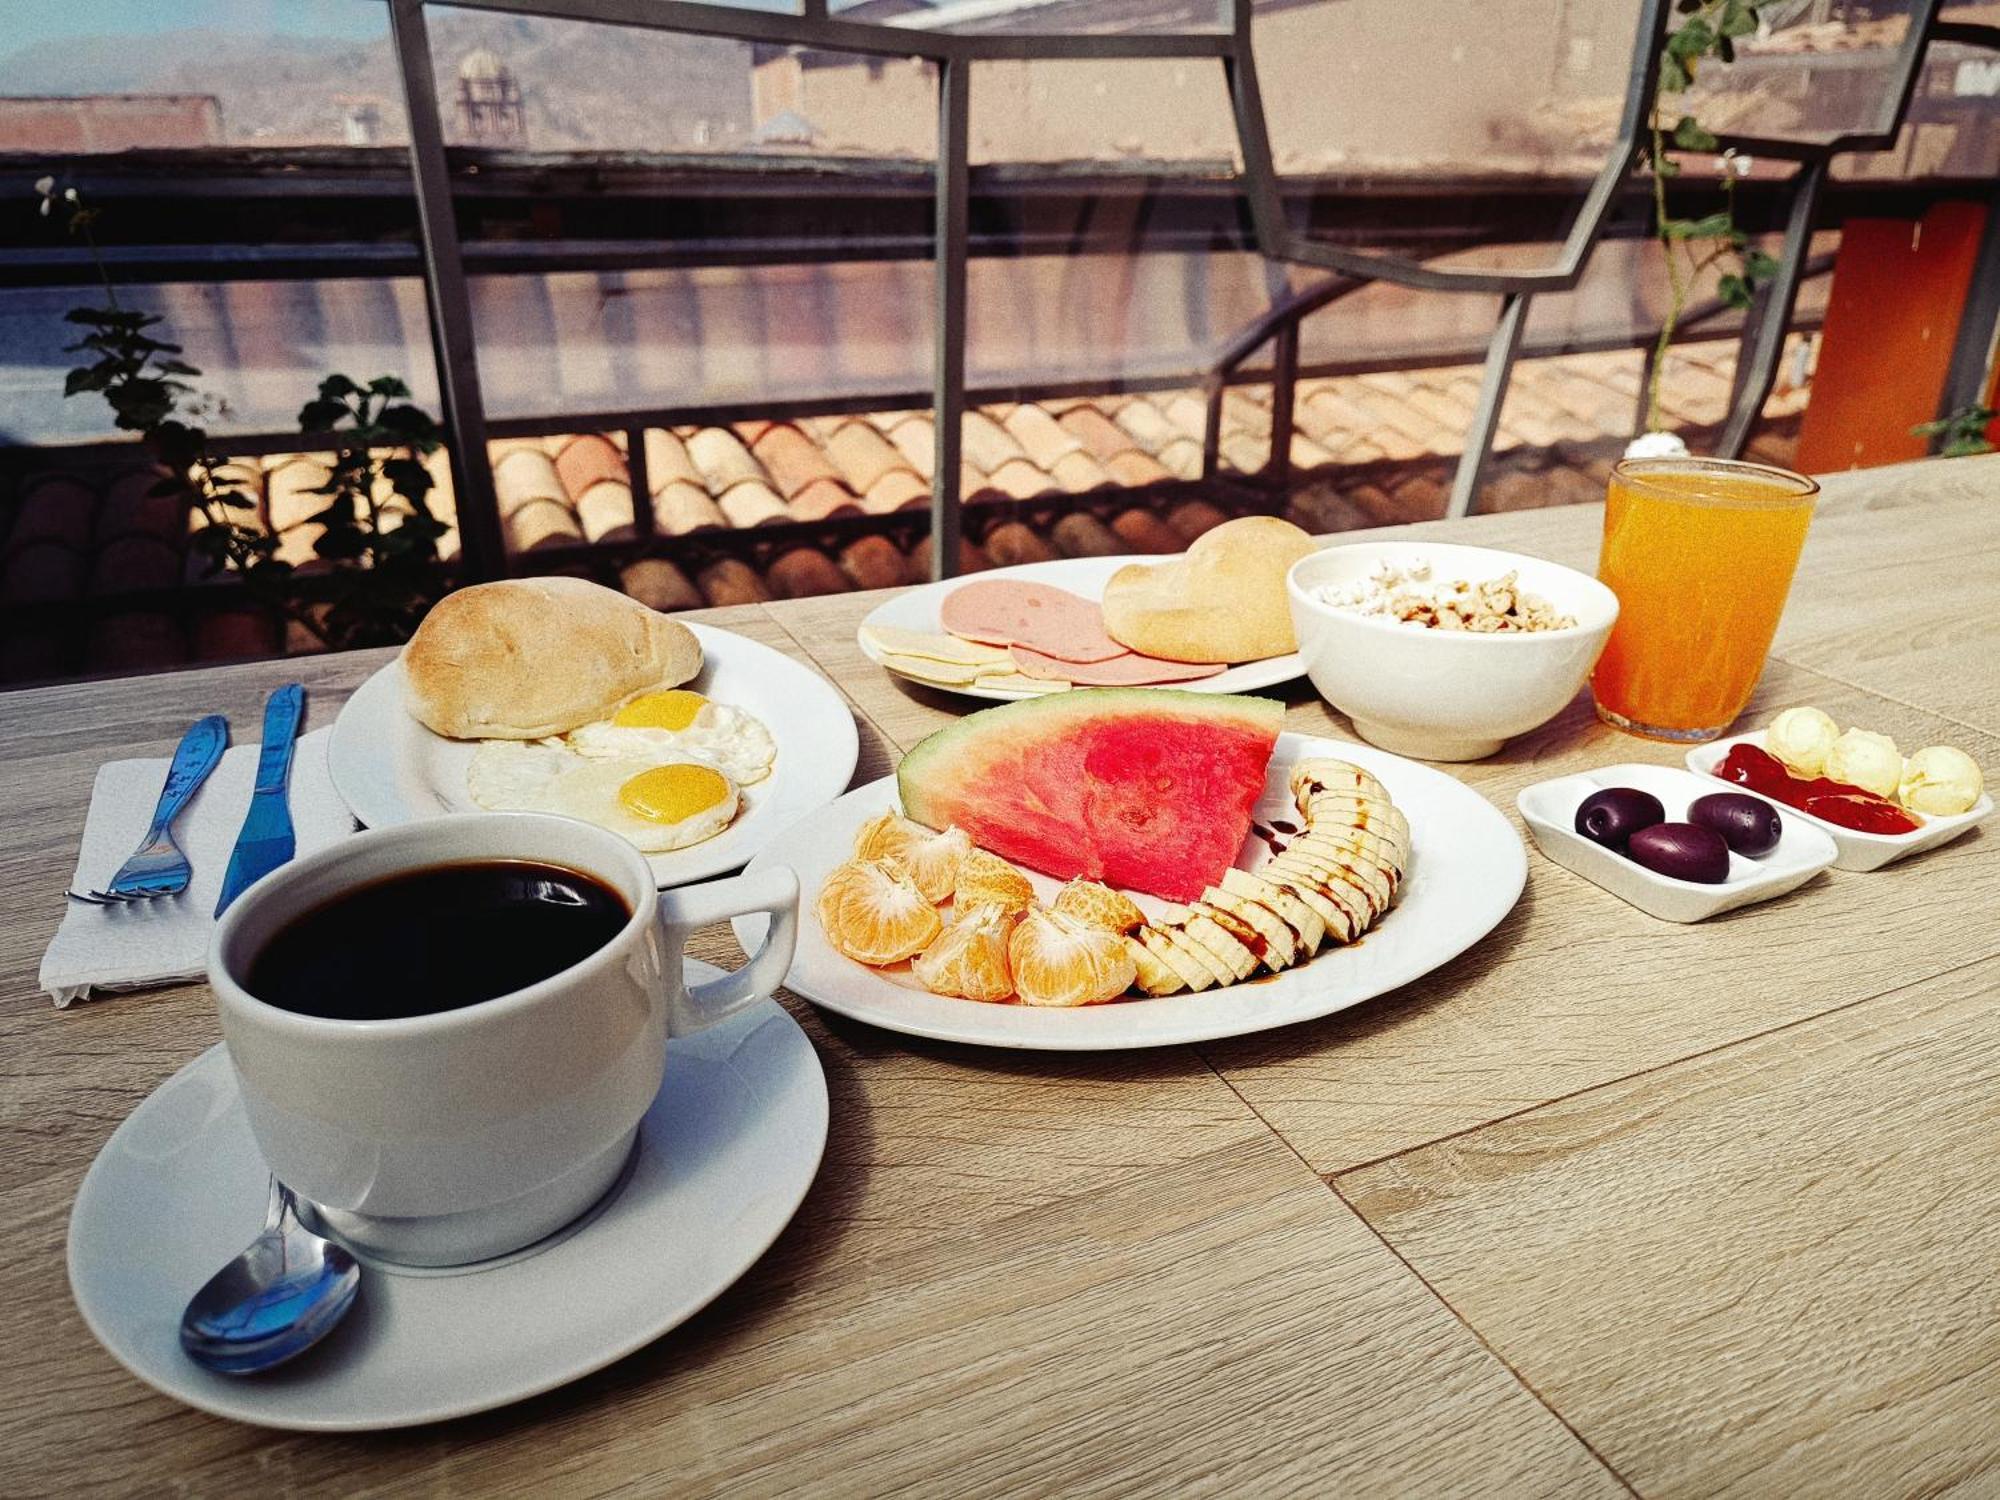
left=247, top=859, right=631, bottom=1021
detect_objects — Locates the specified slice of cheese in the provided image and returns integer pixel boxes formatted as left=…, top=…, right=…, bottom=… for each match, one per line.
left=862, top=624, right=1010, bottom=667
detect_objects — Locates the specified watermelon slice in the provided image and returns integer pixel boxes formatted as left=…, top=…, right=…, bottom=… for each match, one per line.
left=897, top=688, right=1282, bottom=902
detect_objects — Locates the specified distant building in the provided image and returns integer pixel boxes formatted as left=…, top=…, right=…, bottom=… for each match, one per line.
left=0, top=94, right=222, bottom=152
left=337, top=98, right=386, bottom=147
left=455, top=48, right=526, bottom=145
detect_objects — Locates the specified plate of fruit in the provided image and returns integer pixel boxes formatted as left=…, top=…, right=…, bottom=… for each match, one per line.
left=733, top=688, right=1526, bottom=1050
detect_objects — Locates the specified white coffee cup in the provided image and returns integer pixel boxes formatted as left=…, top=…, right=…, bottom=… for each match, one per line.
left=208, top=811, right=799, bottom=1267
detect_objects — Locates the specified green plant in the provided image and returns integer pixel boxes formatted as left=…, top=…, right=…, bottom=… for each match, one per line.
left=1912, top=404, right=1998, bottom=458
left=43, top=178, right=448, bottom=651
left=295, top=375, right=450, bottom=647
left=1643, top=0, right=1776, bottom=434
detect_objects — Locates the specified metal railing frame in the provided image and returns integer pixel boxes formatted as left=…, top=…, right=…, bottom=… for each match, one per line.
left=17, top=0, right=1976, bottom=582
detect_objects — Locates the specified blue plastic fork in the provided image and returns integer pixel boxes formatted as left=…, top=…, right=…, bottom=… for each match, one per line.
left=67, top=715, right=230, bottom=905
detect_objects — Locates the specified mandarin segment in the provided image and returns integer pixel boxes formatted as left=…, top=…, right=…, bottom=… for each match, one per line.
left=854, top=812, right=972, bottom=902
left=953, top=847, right=1035, bottom=915
left=1051, top=878, right=1146, bottom=935
left=1008, top=906, right=1137, bottom=1007
left=816, top=857, right=941, bottom=966
left=912, top=905, right=1018, bottom=1002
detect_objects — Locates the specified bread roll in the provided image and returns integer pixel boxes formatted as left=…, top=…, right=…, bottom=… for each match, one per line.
left=402, top=577, right=702, bottom=739
left=1101, top=516, right=1317, bottom=663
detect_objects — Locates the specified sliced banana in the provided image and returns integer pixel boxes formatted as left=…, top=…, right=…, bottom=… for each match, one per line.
left=1203, top=887, right=1301, bottom=970
left=1220, top=868, right=1324, bottom=953
left=1179, top=911, right=1260, bottom=982
left=1125, top=933, right=1188, bottom=996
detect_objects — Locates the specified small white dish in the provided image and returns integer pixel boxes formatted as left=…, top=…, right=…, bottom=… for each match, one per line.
left=67, top=979, right=827, bottom=1432
left=857, top=554, right=1304, bottom=702
left=1286, top=541, right=1618, bottom=761
left=1518, top=762, right=1837, bottom=923
left=327, top=621, right=859, bottom=887
left=1686, top=731, right=1993, bottom=872
left=733, top=732, right=1526, bottom=1051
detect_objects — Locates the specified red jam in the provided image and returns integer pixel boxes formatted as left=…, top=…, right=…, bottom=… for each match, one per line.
left=1714, top=744, right=1921, bottom=835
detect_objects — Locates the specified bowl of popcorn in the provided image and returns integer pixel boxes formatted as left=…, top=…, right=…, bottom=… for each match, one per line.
left=1287, top=541, right=1618, bottom=760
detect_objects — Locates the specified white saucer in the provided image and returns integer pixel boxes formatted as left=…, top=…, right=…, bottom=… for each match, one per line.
left=67, top=970, right=827, bottom=1432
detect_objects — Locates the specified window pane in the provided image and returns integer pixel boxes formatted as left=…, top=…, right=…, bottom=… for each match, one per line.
left=1254, top=0, right=1645, bottom=277
left=831, top=0, right=1226, bottom=34
left=1679, top=0, right=1920, bottom=146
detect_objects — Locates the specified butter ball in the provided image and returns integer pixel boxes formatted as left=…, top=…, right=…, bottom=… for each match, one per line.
left=1826, top=728, right=1902, bottom=798
left=1767, top=706, right=1838, bottom=776
left=1899, top=746, right=1984, bottom=816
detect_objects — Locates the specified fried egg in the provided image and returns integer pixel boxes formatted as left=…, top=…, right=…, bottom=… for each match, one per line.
left=468, top=742, right=740, bottom=853
left=564, top=690, right=777, bottom=785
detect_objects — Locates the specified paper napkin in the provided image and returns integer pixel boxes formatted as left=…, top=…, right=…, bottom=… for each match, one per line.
left=39, top=728, right=356, bottom=1006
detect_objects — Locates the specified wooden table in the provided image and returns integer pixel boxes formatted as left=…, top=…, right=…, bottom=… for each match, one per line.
left=4, top=454, right=1996, bottom=1497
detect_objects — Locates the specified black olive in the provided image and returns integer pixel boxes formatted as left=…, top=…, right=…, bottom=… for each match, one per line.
left=1688, top=792, right=1783, bottom=858
left=1628, top=822, right=1731, bottom=883
left=1575, top=786, right=1666, bottom=851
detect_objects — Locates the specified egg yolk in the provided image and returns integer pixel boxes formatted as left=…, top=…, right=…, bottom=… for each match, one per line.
left=619, top=763, right=731, bottom=824
left=613, top=690, right=707, bottom=731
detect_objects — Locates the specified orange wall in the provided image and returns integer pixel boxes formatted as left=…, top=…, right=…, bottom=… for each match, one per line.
left=1795, top=201, right=1991, bottom=472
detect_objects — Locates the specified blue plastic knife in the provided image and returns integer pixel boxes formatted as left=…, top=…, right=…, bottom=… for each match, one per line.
left=215, top=684, right=306, bottom=917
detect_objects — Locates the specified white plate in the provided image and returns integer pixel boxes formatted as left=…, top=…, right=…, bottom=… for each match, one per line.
left=733, top=733, right=1524, bottom=1050
left=327, top=621, right=860, bottom=887
left=67, top=978, right=827, bottom=1432
left=1519, top=763, right=1837, bottom=923
left=1686, top=731, right=1993, bottom=872
left=858, top=554, right=1305, bottom=702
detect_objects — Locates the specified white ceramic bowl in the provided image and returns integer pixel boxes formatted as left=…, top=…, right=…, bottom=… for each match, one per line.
left=1287, top=541, right=1619, bottom=761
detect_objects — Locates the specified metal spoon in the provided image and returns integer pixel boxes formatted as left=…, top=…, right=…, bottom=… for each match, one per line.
left=180, top=1177, right=361, bottom=1375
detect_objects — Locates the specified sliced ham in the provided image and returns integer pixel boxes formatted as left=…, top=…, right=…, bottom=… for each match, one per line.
left=1009, top=644, right=1226, bottom=685
left=938, top=579, right=1126, bottom=664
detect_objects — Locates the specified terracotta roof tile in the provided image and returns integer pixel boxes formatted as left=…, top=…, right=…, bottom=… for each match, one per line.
left=1050, top=512, right=1123, bottom=558
left=3, top=542, right=87, bottom=603
left=1049, top=450, right=1111, bottom=492
left=1289, top=432, right=1338, bottom=470
left=840, top=534, right=910, bottom=591
left=754, top=422, right=847, bottom=501
left=715, top=480, right=790, bottom=528
left=1003, top=404, right=1084, bottom=470
left=96, top=468, right=189, bottom=545
left=734, top=419, right=777, bottom=448
left=1163, top=394, right=1210, bottom=440
left=574, top=479, right=637, bottom=543
left=1166, top=499, right=1229, bottom=541
left=1112, top=398, right=1178, bottom=455
left=822, top=420, right=912, bottom=495
left=1398, top=379, right=1478, bottom=434
left=485, top=437, right=549, bottom=464
left=1155, top=438, right=1203, bottom=481
left=696, top=557, right=772, bottom=608
left=905, top=534, right=992, bottom=578
left=553, top=434, right=627, bottom=501
left=767, top=546, right=854, bottom=600
left=961, top=411, right=1028, bottom=474
left=1218, top=430, right=1268, bottom=475
left=652, top=480, right=728, bottom=534
left=266, top=455, right=334, bottom=533
left=788, top=476, right=864, bottom=522
left=1104, top=449, right=1171, bottom=488
left=11, top=475, right=96, bottom=549
left=884, top=414, right=936, bottom=479
left=981, top=520, right=1057, bottom=568
left=1058, top=406, right=1141, bottom=465
left=619, top=558, right=703, bottom=612
left=686, top=427, right=767, bottom=494
left=863, top=468, right=930, bottom=515
left=985, top=458, right=1055, bottom=500
left=90, top=536, right=181, bottom=594
left=193, top=607, right=282, bottom=662
left=494, top=448, right=583, bottom=552
left=643, top=429, right=702, bottom=491
left=1286, top=486, right=1376, bottom=534
left=1109, top=508, right=1185, bottom=554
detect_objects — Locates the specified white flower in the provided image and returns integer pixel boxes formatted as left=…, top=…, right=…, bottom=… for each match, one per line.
left=39, top=198, right=51, bottom=216
left=64, top=187, right=78, bottom=202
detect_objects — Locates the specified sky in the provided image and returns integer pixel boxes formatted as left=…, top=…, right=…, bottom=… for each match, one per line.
left=4, top=0, right=388, bottom=50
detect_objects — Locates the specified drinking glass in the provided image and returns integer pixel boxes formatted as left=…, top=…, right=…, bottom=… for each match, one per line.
left=1591, top=457, right=1818, bottom=743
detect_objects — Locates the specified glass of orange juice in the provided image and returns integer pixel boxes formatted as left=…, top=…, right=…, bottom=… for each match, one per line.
left=1592, top=457, right=1818, bottom=742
